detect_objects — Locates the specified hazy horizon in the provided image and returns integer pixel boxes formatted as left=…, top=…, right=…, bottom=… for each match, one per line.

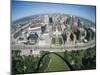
left=12, top=1, right=96, bottom=22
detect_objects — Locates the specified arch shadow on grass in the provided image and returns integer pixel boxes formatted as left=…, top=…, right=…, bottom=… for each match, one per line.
left=34, top=52, right=74, bottom=72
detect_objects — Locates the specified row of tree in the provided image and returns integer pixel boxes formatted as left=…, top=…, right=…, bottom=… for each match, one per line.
left=64, top=47, right=96, bottom=70
left=12, top=51, right=50, bottom=74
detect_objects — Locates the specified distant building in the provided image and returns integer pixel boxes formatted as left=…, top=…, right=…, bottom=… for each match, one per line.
left=28, top=24, right=41, bottom=31
left=41, top=24, right=47, bottom=33
left=27, top=32, right=38, bottom=43
left=44, top=15, right=49, bottom=25
left=51, top=26, right=64, bottom=46
left=71, top=16, right=78, bottom=32
left=49, top=17, right=53, bottom=23
left=22, top=31, right=28, bottom=41
left=77, top=18, right=82, bottom=27
left=65, top=31, right=76, bottom=46
left=74, top=29, right=80, bottom=40
left=85, top=28, right=95, bottom=41
left=78, top=26, right=87, bottom=42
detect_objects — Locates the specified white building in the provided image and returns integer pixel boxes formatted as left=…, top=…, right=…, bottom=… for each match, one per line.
left=44, top=15, right=49, bottom=25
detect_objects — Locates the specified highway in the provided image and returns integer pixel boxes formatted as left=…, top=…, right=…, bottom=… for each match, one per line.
left=11, top=40, right=95, bottom=52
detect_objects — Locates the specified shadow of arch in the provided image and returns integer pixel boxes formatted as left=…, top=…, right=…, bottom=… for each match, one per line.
left=34, top=52, right=74, bottom=72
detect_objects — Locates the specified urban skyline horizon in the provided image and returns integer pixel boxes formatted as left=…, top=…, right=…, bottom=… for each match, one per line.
left=12, top=1, right=96, bottom=23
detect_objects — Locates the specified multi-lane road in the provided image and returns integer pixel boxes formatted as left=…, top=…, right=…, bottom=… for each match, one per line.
left=12, top=40, right=95, bottom=52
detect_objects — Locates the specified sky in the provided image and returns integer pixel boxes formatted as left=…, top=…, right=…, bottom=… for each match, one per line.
left=12, top=1, right=96, bottom=22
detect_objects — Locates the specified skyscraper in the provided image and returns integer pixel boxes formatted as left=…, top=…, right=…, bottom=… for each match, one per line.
left=72, top=16, right=78, bottom=32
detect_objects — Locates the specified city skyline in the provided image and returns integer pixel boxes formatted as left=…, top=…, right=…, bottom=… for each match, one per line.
left=12, top=1, right=96, bottom=23
left=11, top=1, right=96, bottom=74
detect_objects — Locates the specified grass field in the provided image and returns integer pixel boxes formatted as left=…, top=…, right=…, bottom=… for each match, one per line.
left=46, top=53, right=69, bottom=72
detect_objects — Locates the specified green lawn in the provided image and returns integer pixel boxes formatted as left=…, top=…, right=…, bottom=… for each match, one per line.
left=46, top=53, right=69, bottom=72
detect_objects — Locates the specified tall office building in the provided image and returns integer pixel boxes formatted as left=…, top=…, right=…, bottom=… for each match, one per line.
left=71, top=16, right=78, bottom=32
left=44, top=15, right=49, bottom=25
left=49, top=17, right=53, bottom=23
